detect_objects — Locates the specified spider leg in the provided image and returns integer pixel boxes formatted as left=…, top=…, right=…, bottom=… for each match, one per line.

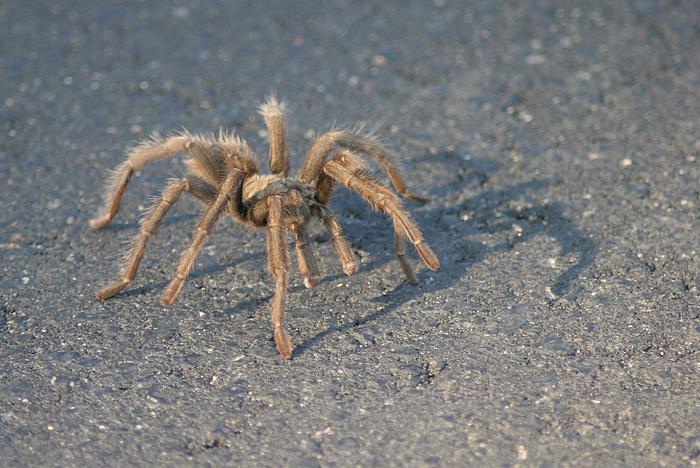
left=299, top=129, right=427, bottom=202
left=322, top=158, right=440, bottom=272
left=312, top=204, right=357, bottom=276
left=393, top=219, right=418, bottom=284
left=258, top=95, right=289, bottom=176
left=293, top=223, right=320, bottom=288
left=96, top=178, right=191, bottom=300
left=185, top=132, right=258, bottom=189
left=316, top=151, right=420, bottom=282
left=90, top=134, right=191, bottom=229
left=267, top=195, right=293, bottom=359
left=161, top=168, right=245, bottom=305
left=314, top=149, right=367, bottom=204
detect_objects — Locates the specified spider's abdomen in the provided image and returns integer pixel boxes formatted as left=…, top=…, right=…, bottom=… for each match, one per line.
left=183, top=133, right=258, bottom=187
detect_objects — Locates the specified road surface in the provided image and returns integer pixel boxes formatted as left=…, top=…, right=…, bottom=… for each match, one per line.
left=1, top=1, right=699, bottom=465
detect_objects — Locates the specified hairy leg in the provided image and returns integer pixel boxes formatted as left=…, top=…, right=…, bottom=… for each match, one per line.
left=184, top=132, right=258, bottom=189
left=96, top=178, right=190, bottom=300
left=161, top=168, right=244, bottom=305
left=267, top=195, right=293, bottom=359
left=299, top=129, right=426, bottom=202
left=316, top=151, right=420, bottom=282
left=90, top=134, right=191, bottom=229
left=394, top=219, right=418, bottom=284
left=293, top=224, right=320, bottom=288
left=322, top=160, right=440, bottom=271
left=258, top=96, right=289, bottom=175
left=312, top=205, right=357, bottom=276
left=314, top=150, right=366, bottom=204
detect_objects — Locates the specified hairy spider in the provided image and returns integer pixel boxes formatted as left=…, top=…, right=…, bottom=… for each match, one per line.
left=89, top=96, right=439, bottom=358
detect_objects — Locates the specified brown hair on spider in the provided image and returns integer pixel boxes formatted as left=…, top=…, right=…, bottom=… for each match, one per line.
left=89, top=95, right=440, bottom=359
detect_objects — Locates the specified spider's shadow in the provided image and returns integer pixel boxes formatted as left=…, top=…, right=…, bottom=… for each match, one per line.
left=215, top=255, right=390, bottom=321
left=98, top=214, right=198, bottom=232
left=118, top=250, right=263, bottom=299
left=115, top=227, right=381, bottom=307
left=294, top=153, right=597, bottom=356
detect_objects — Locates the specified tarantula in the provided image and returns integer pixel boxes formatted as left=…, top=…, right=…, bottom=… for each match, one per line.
left=89, top=96, right=439, bottom=358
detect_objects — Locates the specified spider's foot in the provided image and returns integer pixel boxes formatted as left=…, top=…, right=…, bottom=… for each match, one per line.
left=161, top=280, right=184, bottom=305
left=275, top=327, right=293, bottom=359
left=416, top=241, right=440, bottom=271
left=89, top=214, right=112, bottom=230
left=303, top=276, right=319, bottom=288
left=96, top=280, right=128, bottom=300
left=342, top=262, right=358, bottom=276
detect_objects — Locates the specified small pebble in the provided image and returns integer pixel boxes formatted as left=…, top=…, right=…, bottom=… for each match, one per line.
left=526, top=55, right=546, bottom=65
left=371, top=54, right=386, bottom=66
left=515, top=444, right=528, bottom=460
left=172, top=7, right=190, bottom=18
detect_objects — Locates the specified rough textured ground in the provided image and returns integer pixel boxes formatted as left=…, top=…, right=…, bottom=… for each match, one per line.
left=2, top=1, right=700, bottom=466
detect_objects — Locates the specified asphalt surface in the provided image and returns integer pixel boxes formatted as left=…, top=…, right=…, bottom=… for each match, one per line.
left=2, top=1, right=700, bottom=466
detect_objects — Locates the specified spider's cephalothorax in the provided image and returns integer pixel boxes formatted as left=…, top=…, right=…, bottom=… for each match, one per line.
left=90, top=96, right=440, bottom=358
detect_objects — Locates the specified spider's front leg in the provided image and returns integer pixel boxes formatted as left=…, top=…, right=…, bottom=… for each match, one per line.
left=267, top=195, right=293, bottom=359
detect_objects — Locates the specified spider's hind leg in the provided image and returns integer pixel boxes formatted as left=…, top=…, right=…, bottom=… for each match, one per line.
left=258, top=95, right=289, bottom=176
left=90, top=134, right=191, bottom=229
left=96, top=177, right=190, bottom=300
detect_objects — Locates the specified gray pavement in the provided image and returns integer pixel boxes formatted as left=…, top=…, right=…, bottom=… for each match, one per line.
left=2, top=0, right=700, bottom=466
